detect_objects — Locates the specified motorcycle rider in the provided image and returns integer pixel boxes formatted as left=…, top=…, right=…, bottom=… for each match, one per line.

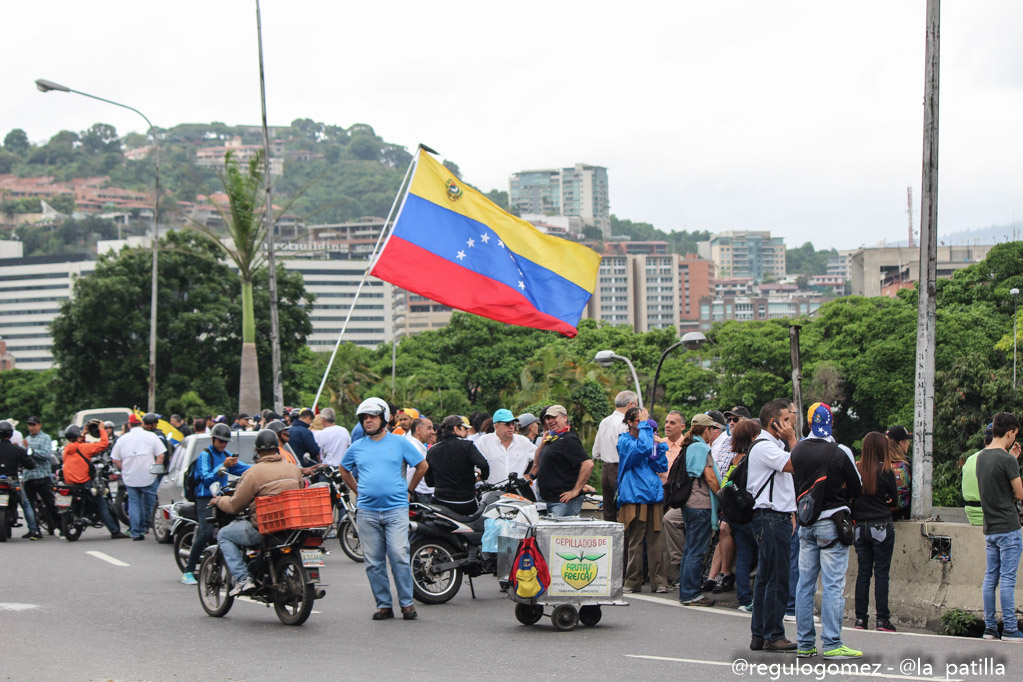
left=425, top=415, right=491, bottom=515
left=20, top=416, right=59, bottom=539
left=181, top=423, right=251, bottom=585
left=266, top=420, right=322, bottom=476
left=0, top=420, right=35, bottom=536
left=211, top=429, right=303, bottom=597
left=61, top=423, right=128, bottom=539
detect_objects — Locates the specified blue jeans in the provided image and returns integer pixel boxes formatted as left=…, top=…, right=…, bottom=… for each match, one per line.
left=85, top=490, right=120, bottom=534
left=732, top=520, right=757, bottom=607
left=797, top=518, right=849, bottom=650
left=983, top=528, right=1023, bottom=633
left=20, top=490, right=37, bottom=533
left=751, top=510, right=792, bottom=642
left=678, top=506, right=713, bottom=602
left=357, top=507, right=414, bottom=609
left=218, top=519, right=263, bottom=580
left=184, top=496, right=214, bottom=574
left=126, top=479, right=159, bottom=538
left=547, top=496, right=584, bottom=518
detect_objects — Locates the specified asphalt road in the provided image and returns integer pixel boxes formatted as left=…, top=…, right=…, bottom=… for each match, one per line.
left=1, top=528, right=1020, bottom=682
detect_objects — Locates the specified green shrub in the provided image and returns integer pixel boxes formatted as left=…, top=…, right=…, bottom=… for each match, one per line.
left=940, top=608, right=983, bottom=637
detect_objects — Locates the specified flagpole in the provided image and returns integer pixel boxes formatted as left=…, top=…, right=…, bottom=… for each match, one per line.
left=311, top=148, right=421, bottom=411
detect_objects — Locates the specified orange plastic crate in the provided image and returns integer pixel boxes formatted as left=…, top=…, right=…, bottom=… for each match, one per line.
left=255, top=487, right=332, bottom=534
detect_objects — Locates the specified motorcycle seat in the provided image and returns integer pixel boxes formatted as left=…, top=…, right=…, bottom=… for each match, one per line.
left=430, top=503, right=484, bottom=524
left=175, top=502, right=197, bottom=520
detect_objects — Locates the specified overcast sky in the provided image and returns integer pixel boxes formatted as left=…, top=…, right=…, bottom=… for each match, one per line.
left=3, top=1, right=1021, bottom=251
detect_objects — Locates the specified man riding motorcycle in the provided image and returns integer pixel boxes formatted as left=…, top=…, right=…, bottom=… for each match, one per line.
left=0, top=420, right=35, bottom=535
left=61, top=422, right=127, bottom=539
left=210, top=429, right=303, bottom=596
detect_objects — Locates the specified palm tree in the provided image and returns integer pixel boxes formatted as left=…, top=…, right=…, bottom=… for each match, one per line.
left=189, top=150, right=267, bottom=414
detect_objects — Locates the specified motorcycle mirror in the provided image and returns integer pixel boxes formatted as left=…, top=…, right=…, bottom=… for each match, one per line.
left=302, top=455, right=315, bottom=466
left=209, top=481, right=221, bottom=496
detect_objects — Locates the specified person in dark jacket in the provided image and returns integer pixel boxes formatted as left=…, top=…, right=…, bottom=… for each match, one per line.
left=424, top=415, right=490, bottom=514
left=288, top=408, right=321, bottom=464
left=791, top=403, right=862, bottom=660
left=852, top=431, right=898, bottom=632
left=0, top=420, right=35, bottom=534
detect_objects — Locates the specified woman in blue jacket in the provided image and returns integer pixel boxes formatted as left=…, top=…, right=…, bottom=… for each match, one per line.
left=617, top=407, right=669, bottom=593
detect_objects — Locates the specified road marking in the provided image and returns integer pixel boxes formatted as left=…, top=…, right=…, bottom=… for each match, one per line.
left=0, top=603, right=40, bottom=612
left=236, top=595, right=321, bottom=614
left=628, top=593, right=752, bottom=618
left=86, top=551, right=130, bottom=567
left=625, top=655, right=963, bottom=682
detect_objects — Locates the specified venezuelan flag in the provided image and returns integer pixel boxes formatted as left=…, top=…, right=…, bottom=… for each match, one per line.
left=371, top=150, right=601, bottom=336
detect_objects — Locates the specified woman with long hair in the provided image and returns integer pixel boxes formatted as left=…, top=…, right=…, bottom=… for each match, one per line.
left=676, top=414, right=724, bottom=606
left=723, top=419, right=762, bottom=612
left=852, top=431, right=898, bottom=632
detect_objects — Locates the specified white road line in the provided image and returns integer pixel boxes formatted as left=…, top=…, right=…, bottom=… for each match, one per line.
left=628, top=593, right=752, bottom=618
left=85, top=550, right=130, bottom=567
left=236, top=595, right=321, bottom=614
left=624, top=655, right=963, bottom=682
left=0, top=602, right=40, bottom=612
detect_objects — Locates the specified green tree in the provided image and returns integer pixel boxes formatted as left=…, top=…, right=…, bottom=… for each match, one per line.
left=81, top=123, right=122, bottom=155
left=3, top=128, right=30, bottom=155
left=0, top=369, right=61, bottom=428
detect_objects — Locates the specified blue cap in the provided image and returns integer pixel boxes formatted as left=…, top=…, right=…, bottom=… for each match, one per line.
left=492, top=408, right=516, bottom=424
left=808, top=402, right=832, bottom=438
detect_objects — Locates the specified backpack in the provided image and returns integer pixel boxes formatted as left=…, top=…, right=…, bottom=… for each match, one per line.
left=183, top=448, right=212, bottom=502
left=716, top=439, right=773, bottom=525
left=795, top=442, right=838, bottom=527
left=890, top=460, right=911, bottom=510
left=71, top=446, right=97, bottom=481
left=662, top=444, right=694, bottom=510
left=509, top=536, right=550, bottom=600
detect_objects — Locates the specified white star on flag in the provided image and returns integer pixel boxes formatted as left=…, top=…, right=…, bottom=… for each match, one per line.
left=456, top=250, right=466, bottom=260
left=466, top=238, right=475, bottom=248
left=518, top=281, right=525, bottom=290
left=480, top=233, right=490, bottom=244
left=498, top=240, right=505, bottom=249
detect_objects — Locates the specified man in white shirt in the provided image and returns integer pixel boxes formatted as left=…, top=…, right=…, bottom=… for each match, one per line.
left=111, top=413, right=166, bottom=540
left=747, top=399, right=798, bottom=653
left=314, top=407, right=351, bottom=468
left=405, top=417, right=435, bottom=502
left=592, top=391, right=638, bottom=522
left=476, top=409, right=536, bottom=485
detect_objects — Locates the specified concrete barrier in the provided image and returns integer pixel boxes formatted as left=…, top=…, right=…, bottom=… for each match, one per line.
left=842, top=520, right=1022, bottom=631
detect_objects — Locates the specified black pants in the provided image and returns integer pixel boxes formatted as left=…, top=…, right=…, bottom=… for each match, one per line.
left=23, top=478, right=59, bottom=532
left=185, top=496, right=214, bottom=574
left=751, top=510, right=792, bottom=642
left=854, top=521, right=895, bottom=621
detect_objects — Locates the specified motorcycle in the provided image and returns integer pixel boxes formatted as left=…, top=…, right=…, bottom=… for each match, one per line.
left=407, top=474, right=538, bottom=605
left=0, top=475, right=21, bottom=542
left=167, top=501, right=199, bottom=573
left=196, top=482, right=327, bottom=626
left=54, top=477, right=117, bottom=542
left=319, top=465, right=362, bottom=562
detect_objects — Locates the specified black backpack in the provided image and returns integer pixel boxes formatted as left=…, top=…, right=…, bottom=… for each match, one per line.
left=795, top=442, right=839, bottom=527
left=716, top=439, right=774, bottom=525
left=662, top=444, right=694, bottom=509
left=183, top=448, right=212, bottom=502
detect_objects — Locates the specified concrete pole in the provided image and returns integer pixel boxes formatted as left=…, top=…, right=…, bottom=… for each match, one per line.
left=789, top=323, right=804, bottom=437
left=912, top=0, right=940, bottom=520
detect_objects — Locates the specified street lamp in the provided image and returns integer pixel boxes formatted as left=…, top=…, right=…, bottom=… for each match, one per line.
left=1012, top=288, right=1020, bottom=389
left=36, top=79, right=161, bottom=412
left=594, top=350, right=644, bottom=410
left=648, top=332, right=707, bottom=417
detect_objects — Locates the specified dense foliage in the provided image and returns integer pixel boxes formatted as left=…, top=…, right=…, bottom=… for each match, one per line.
left=786, top=241, right=838, bottom=276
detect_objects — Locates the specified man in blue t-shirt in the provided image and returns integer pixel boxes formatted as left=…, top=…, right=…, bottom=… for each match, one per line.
left=340, top=397, right=428, bottom=621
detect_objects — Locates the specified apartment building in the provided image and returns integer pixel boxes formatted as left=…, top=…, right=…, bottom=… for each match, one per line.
left=510, top=163, right=610, bottom=238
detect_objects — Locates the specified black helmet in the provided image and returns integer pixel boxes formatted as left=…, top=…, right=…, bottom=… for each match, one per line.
left=255, top=429, right=279, bottom=452
left=210, top=423, right=232, bottom=443
left=0, top=420, right=12, bottom=439
left=142, top=413, right=161, bottom=426
left=64, top=424, right=82, bottom=441
left=266, top=420, right=289, bottom=436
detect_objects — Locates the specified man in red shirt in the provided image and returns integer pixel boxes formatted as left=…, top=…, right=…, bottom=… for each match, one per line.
left=62, top=422, right=127, bottom=539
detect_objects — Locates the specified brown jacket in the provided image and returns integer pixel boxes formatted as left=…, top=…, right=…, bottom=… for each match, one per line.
left=214, top=452, right=302, bottom=516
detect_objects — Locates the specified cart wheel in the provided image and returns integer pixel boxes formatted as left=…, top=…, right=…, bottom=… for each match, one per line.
left=551, top=604, right=579, bottom=631
left=514, top=603, right=544, bottom=625
left=579, top=605, right=602, bottom=626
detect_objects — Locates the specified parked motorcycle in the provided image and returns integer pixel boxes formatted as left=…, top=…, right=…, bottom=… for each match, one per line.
left=407, top=474, right=537, bottom=604
left=319, top=465, right=362, bottom=562
left=54, top=478, right=117, bottom=542
left=0, top=475, right=21, bottom=542
left=196, top=482, right=327, bottom=626
left=167, top=501, right=199, bottom=573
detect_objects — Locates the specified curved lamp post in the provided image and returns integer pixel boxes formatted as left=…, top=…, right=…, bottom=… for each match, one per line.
left=648, top=331, right=707, bottom=417
left=36, top=78, right=160, bottom=412
left=594, top=350, right=644, bottom=410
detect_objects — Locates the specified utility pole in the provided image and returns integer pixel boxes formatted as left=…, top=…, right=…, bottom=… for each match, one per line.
left=912, top=0, right=940, bottom=520
left=789, top=322, right=804, bottom=437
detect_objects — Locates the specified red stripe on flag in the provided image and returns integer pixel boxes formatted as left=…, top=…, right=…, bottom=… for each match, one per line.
left=371, top=235, right=578, bottom=337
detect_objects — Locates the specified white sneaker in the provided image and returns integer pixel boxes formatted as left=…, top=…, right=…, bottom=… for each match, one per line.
left=737, top=604, right=753, bottom=613
left=784, top=613, right=797, bottom=622
left=229, top=577, right=255, bottom=597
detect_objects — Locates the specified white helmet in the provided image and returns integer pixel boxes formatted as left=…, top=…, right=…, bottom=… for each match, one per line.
left=355, top=397, right=390, bottom=423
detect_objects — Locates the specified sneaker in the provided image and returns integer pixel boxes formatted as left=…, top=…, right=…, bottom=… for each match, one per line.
left=654, top=585, right=668, bottom=593
left=669, top=581, right=680, bottom=589
left=681, top=596, right=716, bottom=607
left=876, top=620, right=896, bottom=632
left=764, top=638, right=797, bottom=652
left=783, top=613, right=797, bottom=623
left=983, top=629, right=1001, bottom=640
left=622, top=587, right=635, bottom=594
left=23, top=531, right=42, bottom=540
left=228, top=577, right=255, bottom=597
left=796, top=647, right=818, bottom=658
left=1001, top=629, right=1023, bottom=642
left=712, top=573, right=735, bottom=593
left=854, top=618, right=867, bottom=629
left=737, top=604, right=753, bottom=614
left=180, top=572, right=198, bottom=585
left=823, top=645, right=863, bottom=660
left=132, top=535, right=145, bottom=541
left=110, top=532, right=129, bottom=539
left=702, top=575, right=720, bottom=591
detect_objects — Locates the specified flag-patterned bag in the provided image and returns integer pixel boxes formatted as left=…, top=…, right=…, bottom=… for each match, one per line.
left=509, top=536, right=550, bottom=600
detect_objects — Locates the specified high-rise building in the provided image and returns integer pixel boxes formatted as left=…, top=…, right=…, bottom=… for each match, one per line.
left=510, top=163, right=610, bottom=238
left=702, top=230, right=786, bottom=281
left=678, top=255, right=714, bottom=333
left=585, top=244, right=680, bottom=332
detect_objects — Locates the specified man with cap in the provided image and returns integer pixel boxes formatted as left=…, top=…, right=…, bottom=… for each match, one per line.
left=517, top=413, right=540, bottom=445
left=477, top=409, right=536, bottom=486
left=288, top=408, right=321, bottom=465
left=885, top=426, right=913, bottom=520
left=593, top=391, right=639, bottom=523
left=395, top=408, right=420, bottom=436
left=531, top=405, right=593, bottom=518
left=703, top=409, right=737, bottom=592
left=112, top=413, right=167, bottom=540
left=232, top=413, right=251, bottom=432
left=790, top=402, right=862, bottom=660
left=20, top=416, right=58, bottom=539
